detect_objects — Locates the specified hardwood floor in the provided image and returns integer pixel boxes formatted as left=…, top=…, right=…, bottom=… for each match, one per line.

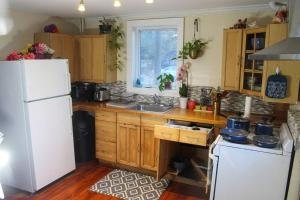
left=4, top=161, right=208, bottom=200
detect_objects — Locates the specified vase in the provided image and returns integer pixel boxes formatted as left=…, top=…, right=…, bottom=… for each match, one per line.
left=179, top=97, right=188, bottom=109
left=164, top=82, right=172, bottom=90
left=189, top=49, right=200, bottom=59
left=35, top=53, right=53, bottom=59
left=99, top=25, right=112, bottom=34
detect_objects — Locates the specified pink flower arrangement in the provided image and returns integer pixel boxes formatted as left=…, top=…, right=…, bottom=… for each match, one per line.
left=5, top=42, right=54, bottom=61
left=176, top=62, right=191, bottom=81
left=31, top=43, right=54, bottom=55
left=6, top=51, right=35, bottom=61
left=176, top=61, right=192, bottom=97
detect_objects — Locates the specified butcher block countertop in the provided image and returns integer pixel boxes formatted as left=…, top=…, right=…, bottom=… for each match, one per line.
left=73, top=102, right=227, bottom=126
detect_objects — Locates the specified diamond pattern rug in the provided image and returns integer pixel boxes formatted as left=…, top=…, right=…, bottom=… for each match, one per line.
left=90, top=169, right=169, bottom=200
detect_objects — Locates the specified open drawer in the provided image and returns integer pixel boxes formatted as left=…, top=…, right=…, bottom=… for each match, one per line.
left=154, top=121, right=213, bottom=146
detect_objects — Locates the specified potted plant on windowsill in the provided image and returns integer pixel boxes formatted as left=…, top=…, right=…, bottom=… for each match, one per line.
left=177, top=62, right=191, bottom=109
left=157, top=73, right=175, bottom=92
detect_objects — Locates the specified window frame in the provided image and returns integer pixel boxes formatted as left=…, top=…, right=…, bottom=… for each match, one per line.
left=126, top=18, right=184, bottom=97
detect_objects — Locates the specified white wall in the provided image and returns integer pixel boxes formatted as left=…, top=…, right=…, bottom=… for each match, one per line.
left=77, top=6, right=275, bottom=87
left=0, top=9, right=79, bottom=60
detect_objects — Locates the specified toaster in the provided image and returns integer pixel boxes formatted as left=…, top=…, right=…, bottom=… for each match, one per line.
left=94, top=88, right=110, bottom=102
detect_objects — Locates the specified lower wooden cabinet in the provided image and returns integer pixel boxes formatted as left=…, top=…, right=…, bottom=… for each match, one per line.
left=140, top=126, right=159, bottom=171
left=117, top=123, right=141, bottom=168
left=95, top=111, right=117, bottom=163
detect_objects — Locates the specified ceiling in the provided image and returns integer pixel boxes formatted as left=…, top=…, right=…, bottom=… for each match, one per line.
left=7, top=0, right=271, bottom=18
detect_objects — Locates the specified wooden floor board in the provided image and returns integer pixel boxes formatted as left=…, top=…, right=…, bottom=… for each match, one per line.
left=4, top=161, right=207, bottom=200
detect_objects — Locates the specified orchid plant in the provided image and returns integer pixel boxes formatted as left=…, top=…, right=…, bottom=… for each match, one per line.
left=176, top=62, right=191, bottom=97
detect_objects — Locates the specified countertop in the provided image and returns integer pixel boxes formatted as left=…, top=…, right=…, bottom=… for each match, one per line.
left=73, top=102, right=227, bottom=126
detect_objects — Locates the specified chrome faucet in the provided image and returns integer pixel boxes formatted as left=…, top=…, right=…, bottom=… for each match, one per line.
left=153, top=94, right=161, bottom=105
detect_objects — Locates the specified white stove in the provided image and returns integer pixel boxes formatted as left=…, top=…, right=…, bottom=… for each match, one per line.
left=209, top=123, right=294, bottom=200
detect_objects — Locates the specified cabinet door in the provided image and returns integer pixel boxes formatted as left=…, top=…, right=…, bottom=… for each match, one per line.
left=50, top=34, right=64, bottom=58
left=140, top=126, right=159, bottom=171
left=92, top=37, right=106, bottom=82
left=221, top=29, right=243, bottom=91
left=117, top=123, right=140, bottom=167
left=63, top=35, right=78, bottom=82
left=262, top=24, right=300, bottom=104
left=78, top=37, right=93, bottom=81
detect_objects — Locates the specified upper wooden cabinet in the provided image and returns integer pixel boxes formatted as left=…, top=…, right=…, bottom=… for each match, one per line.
left=221, top=29, right=243, bottom=91
left=221, top=23, right=300, bottom=103
left=240, top=27, right=266, bottom=96
left=77, top=35, right=117, bottom=83
left=263, top=24, right=300, bottom=104
left=34, top=33, right=78, bottom=82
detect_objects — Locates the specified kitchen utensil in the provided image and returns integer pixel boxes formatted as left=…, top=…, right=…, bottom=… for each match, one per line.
left=253, top=135, right=279, bottom=148
left=221, top=128, right=248, bottom=143
left=227, top=115, right=250, bottom=131
left=255, top=120, right=273, bottom=136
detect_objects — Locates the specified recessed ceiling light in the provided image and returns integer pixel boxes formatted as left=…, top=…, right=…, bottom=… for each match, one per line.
left=145, top=0, right=154, bottom=4
left=78, top=0, right=86, bottom=12
left=114, top=0, right=121, bottom=7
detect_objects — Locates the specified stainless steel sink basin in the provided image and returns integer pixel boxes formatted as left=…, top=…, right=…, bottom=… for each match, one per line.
left=127, top=104, right=172, bottom=113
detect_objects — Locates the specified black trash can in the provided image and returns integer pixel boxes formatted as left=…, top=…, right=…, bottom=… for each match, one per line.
left=72, top=111, right=95, bottom=163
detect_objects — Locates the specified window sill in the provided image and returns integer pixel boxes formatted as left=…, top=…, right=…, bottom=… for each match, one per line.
left=127, top=85, right=179, bottom=97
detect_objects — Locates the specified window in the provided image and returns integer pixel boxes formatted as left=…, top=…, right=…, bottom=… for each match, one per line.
left=127, top=18, right=184, bottom=96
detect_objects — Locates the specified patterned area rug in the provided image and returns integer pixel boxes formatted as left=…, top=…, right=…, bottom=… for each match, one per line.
left=90, top=169, right=169, bottom=200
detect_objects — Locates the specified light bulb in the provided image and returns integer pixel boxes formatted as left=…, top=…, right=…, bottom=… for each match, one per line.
left=78, top=0, right=86, bottom=12
left=114, top=0, right=121, bottom=7
left=145, top=0, right=154, bottom=4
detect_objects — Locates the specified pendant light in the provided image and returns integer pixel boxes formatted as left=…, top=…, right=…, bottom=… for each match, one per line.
left=145, top=0, right=154, bottom=4
left=78, top=0, right=86, bottom=12
left=114, top=0, right=121, bottom=7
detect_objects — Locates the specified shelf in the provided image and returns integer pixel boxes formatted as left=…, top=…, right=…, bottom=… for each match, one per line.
left=244, top=69, right=253, bottom=73
left=166, top=172, right=206, bottom=188
left=240, top=89, right=262, bottom=96
left=245, top=50, right=255, bottom=54
left=254, top=70, right=263, bottom=74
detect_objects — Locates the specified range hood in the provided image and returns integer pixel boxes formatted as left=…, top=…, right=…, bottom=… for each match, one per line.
left=249, top=0, right=300, bottom=60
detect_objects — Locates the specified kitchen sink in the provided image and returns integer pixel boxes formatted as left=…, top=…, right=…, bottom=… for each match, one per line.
left=127, top=104, right=172, bottom=113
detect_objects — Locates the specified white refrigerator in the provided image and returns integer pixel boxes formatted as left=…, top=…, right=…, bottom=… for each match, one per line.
left=0, top=59, right=75, bottom=193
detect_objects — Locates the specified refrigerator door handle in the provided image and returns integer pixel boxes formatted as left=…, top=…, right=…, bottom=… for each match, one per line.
left=68, top=96, right=73, bottom=117
left=66, top=72, right=71, bottom=94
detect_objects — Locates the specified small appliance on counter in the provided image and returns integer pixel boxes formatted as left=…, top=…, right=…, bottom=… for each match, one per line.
left=94, top=87, right=110, bottom=102
left=71, top=82, right=96, bottom=102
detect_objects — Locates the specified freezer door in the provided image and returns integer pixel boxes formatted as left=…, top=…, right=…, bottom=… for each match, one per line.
left=22, top=60, right=71, bottom=102
left=25, top=95, right=75, bottom=191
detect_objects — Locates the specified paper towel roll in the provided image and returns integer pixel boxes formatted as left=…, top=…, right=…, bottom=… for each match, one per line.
left=243, top=96, right=252, bottom=118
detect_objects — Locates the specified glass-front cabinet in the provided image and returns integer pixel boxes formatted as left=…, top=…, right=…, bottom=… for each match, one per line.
left=240, top=28, right=266, bottom=96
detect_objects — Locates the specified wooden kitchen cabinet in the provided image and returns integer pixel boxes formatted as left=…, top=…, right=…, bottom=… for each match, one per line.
left=240, top=27, right=266, bottom=96
left=95, top=111, right=117, bottom=163
left=140, top=116, right=167, bottom=171
left=34, top=33, right=78, bottom=82
left=117, top=122, right=141, bottom=168
left=77, top=35, right=117, bottom=83
left=221, top=29, right=243, bottom=91
left=221, top=24, right=297, bottom=99
left=262, top=23, right=300, bottom=104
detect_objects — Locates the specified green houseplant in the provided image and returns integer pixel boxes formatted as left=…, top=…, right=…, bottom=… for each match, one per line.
left=156, top=73, right=175, bottom=92
left=174, top=39, right=208, bottom=60
left=99, top=17, right=125, bottom=71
